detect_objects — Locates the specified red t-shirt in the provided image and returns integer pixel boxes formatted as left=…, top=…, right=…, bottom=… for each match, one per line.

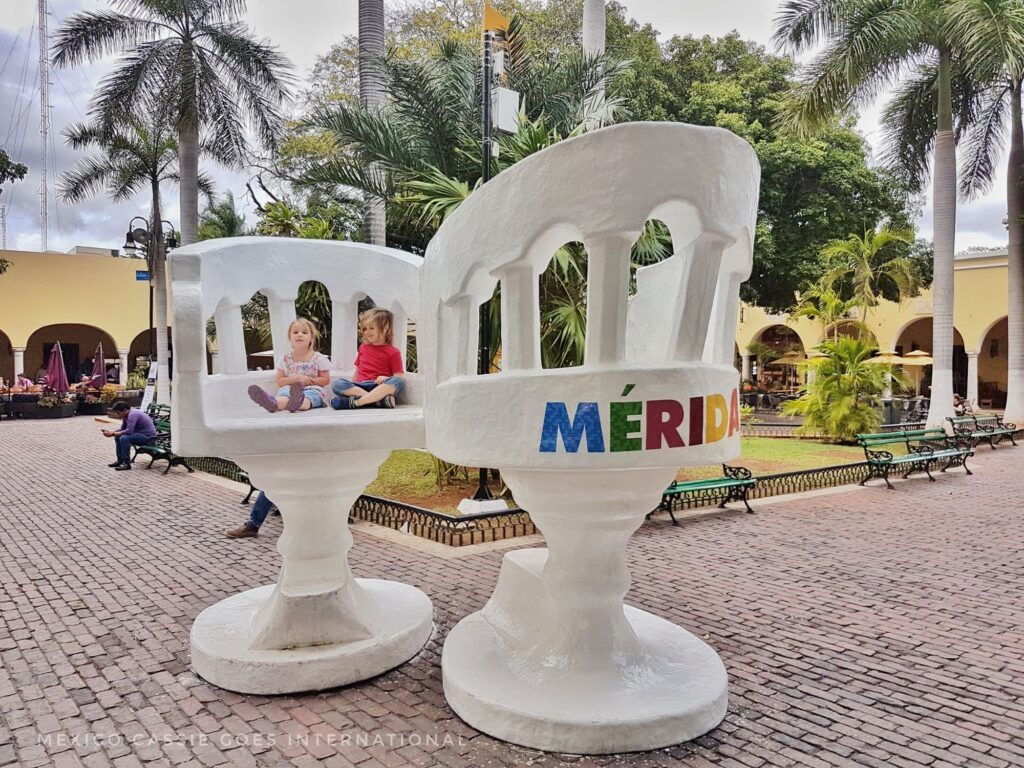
left=354, top=343, right=404, bottom=381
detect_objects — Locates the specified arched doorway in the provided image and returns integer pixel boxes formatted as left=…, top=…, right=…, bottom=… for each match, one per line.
left=894, top=318, right=967, bottom=396
left=128, top=328, right=176, bottom=379
left=978, top=317, right=1008, bottom=408
left=24, top=324, right=119, bottom=384
left=750, top=325, right=804, bottom=388
left=0, top=329, right=13, bottom=383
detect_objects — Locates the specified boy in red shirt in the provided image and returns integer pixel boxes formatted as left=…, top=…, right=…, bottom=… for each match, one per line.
left=330, top=308, right=406, bottom=409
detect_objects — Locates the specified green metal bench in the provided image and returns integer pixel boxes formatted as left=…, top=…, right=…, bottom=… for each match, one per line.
left=947, top=414, right=1018, bottom=450
left=657, top=465, right=757, bottom=524
left=132, top=416, right=194, bottom=475
left=856, top=429, right=973, bottom=490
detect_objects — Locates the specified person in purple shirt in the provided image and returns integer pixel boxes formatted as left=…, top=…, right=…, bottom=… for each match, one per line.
left=102, top=401, right=157, bottom=471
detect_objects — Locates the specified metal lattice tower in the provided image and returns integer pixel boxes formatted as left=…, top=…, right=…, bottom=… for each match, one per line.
left=38, top=0, right=49, bottom=252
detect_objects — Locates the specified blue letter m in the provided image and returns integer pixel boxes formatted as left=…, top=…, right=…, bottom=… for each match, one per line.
left=539, top=402, right=605, bottom=453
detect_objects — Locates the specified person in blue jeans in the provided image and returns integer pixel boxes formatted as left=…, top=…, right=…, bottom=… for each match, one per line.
left=225, top=491, right=276, bottom=538
left=102, top=401, right=157, bottom=471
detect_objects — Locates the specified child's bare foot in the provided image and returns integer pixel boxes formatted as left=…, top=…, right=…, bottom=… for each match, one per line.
left=248, top=385, right=279, bottom=413
left=285, top=382, right=306, bottom=412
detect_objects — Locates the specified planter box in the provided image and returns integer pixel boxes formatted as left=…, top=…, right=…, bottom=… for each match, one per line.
left=77, top=402, right=111, bottom=416
left=32, top=402, right=78, bottom=419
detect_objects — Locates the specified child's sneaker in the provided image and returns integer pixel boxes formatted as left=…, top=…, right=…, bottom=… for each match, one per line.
left=378, top=395, right=396, bottom=408
left=285, top=382, right=305, bottom=412
left=248, top=385, right=279, bottom=413
left=331, top=395, right=358, bottom=410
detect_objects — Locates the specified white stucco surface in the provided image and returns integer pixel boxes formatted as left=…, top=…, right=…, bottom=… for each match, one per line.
left=169, top=237, right=433, bottom=695
left=422, top=122, right=760, bottom=752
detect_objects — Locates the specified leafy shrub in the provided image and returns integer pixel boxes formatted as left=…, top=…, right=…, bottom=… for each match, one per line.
left=781, top=338, right=901, bottom=443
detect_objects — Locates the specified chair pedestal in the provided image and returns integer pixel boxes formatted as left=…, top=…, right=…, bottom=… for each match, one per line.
left=190, top=451, right=433, bottom=694
left=442, top=468, right=728, bottom=753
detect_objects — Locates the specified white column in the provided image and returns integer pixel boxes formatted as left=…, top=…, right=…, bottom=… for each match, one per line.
left=741, top=353, right=751, bottom=380
left=967, top=351, right=979, bottom=406
left=585, top=234, right=634, bottom=366
left=12, top=347, right=25, bottom=378
left=118, top=350, right=129, bottom=386
left=210, top=350, right=221, bottom=375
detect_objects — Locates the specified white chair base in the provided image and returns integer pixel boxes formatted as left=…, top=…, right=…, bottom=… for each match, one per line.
left=188, top=450, right=433, bottom=695
left=441, top=467, right=728, bottom=753
left=191, top=580, right=433, bottom=695
left=442, top=549, right=727, bottom=753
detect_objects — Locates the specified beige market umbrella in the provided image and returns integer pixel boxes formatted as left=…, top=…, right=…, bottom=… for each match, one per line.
left=766, top=351, right=805, bottom=387
left=901, top=350, right=933, bottom=395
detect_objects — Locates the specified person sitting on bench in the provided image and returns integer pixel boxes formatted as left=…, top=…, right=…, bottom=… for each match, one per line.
left=102, top=401, right=157, bottom=471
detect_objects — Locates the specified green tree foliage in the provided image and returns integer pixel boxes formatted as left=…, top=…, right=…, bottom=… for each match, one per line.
left=635, top=32, right=914, bottom=311
left=782, top=337, right=897, bottom=443
left=0, top=148, right=28, bottom=188
left=820, top=226, right=922, bottom=325
left=199, top=191, right=250, bottom=240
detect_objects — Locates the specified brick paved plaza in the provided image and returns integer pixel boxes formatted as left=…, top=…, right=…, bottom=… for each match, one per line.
left=1, top=417, right=1022, bottom=768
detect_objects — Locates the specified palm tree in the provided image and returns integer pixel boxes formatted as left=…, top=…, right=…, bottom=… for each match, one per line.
left=199, top=191, right=249, bottom=240
left=939, top=0, right=1024, bottom=422
left=302, top=19, right=621, bottom=249
left=58, top=117, right=214, bottom=401
left=790, top=276, right=862, bottom=342
left=359, top=0, right=387, bottom=245
left=52, top=0, right=292, bottom=247
left=782, top=336, right=891, bottom=443
left=820, top=226, right=921, bottom=328
left=773, top=0, right=962, bottom=426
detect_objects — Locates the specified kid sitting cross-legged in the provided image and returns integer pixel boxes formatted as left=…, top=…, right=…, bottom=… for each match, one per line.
left=248, top=317, right=332, bottom=413
left=331, top=308, right=405, bottom=409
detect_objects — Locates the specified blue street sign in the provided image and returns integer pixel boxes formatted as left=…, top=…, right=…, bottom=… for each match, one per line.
left=136, top=270, right=150, bottom=281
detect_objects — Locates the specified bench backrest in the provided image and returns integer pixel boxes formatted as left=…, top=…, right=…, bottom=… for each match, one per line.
left=857, top=429, right=949, bottom=450
left=947, top=416, right=976, bottom=428
left=420, top=122, right=760, bottom=472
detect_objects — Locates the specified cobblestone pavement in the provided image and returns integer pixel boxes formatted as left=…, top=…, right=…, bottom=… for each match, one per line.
left=1, top=417, right=1023, bottom=768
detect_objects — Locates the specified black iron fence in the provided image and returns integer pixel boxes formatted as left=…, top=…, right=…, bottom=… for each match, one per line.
left=188, top=428, right=1021, bottom=545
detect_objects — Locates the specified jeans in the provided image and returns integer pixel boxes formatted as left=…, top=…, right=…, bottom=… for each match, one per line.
left=248, top=491, right=276, bottom=529
left=116, top=433, right=154, bottom=464
left=275, top=385, right=326, bottom=409
left=331, top=377, right=406, bottom=399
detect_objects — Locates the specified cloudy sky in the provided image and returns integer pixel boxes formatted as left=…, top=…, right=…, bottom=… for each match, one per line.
left=0, top=0, right=1009, bottom=254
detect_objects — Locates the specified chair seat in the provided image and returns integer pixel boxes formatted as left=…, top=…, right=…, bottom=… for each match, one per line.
left=175, top=406, right=425, bottom=458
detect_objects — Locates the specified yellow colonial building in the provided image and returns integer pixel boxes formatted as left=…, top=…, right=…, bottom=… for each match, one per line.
left=0, top=245, right=1013, bottom=407
left=0, top=248, right=154, bottom=385
left=736, top=249, right=1011, bottom=408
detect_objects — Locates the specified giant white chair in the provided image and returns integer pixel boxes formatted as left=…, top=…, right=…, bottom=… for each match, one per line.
left=421, top=122, right=760, bottom=753
left=170, top=237, right=432, bottom=695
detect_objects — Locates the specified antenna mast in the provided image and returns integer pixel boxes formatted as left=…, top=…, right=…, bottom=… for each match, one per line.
left=38, top=0, right=49, bottom=251
left=1, top=205, right=7, bottom=250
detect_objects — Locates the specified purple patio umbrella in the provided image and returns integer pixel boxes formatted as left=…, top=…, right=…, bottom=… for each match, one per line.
left=89, top=342, right=105, bottom=389
left=44, top=341, right=70, bottom=393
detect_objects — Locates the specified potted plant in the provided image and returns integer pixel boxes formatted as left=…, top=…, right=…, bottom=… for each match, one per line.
left=35, top=391, right=78, bottom=419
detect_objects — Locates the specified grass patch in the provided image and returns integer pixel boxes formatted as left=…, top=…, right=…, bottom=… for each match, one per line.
left=365, top=438, right=865, bottom=513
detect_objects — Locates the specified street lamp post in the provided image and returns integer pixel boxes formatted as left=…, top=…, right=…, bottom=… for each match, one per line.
left=123, top=216, right=178, bottom=373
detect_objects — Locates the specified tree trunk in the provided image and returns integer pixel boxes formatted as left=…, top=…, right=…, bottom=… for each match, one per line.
left=926, top=50, right=957, bottom=427
left=178, top=118, right=200, bottom=246
left=359, top=0, right=387, bottom=246
left=1004, top=79, right=1024, bottom=423
left=150, top=182, right=170, bottom=403
left=582, top=0, right=607, bottom=129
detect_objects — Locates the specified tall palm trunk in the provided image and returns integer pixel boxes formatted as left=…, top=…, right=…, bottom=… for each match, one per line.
left=150, top=180, right=170, bottom=403
left=178, top=118, right=200, bottom=247
left=359, top=0, right=387, bottom=246
left=582, top=0, right=606, bottom=129
left=927, top=50, right=957, bottom=427
left=1004, top=80, right=1024, bottom=423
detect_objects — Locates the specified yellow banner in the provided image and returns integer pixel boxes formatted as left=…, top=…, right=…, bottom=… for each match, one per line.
left=483, top=0, right=509, bottom=32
